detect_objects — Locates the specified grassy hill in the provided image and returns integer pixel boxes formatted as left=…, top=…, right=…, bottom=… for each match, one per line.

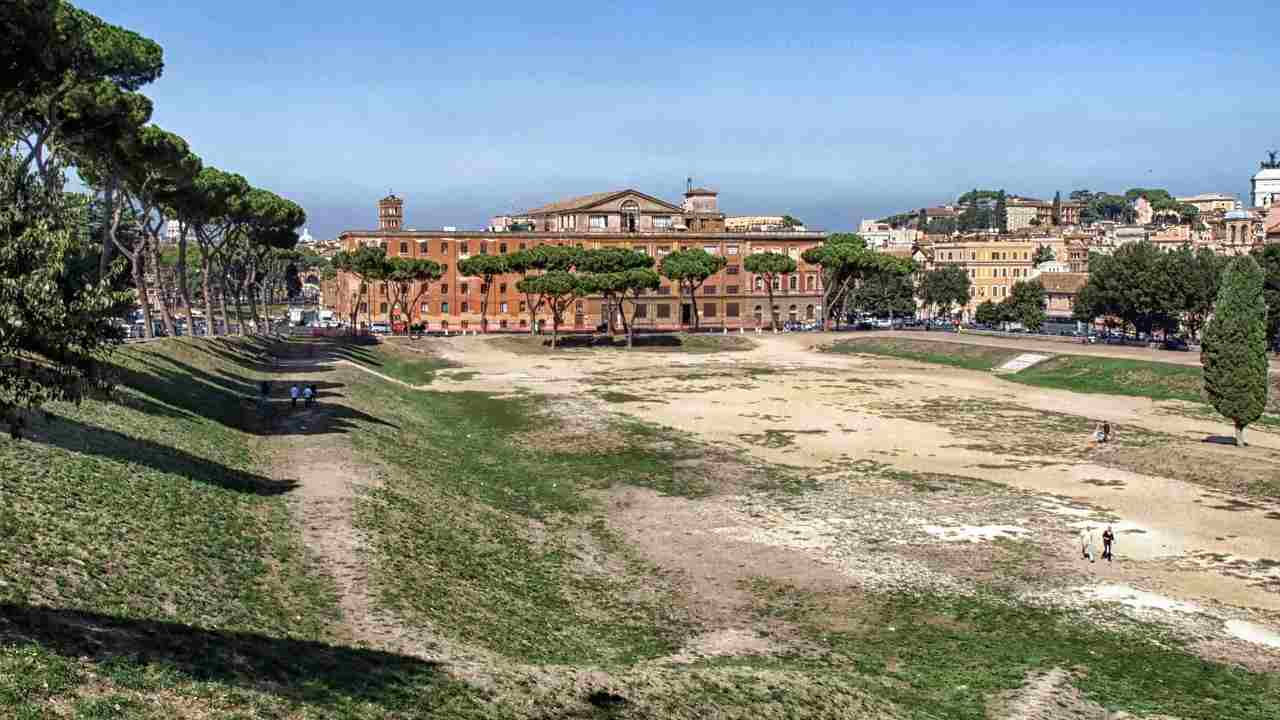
left=3, top=336, right=1278, bottom=718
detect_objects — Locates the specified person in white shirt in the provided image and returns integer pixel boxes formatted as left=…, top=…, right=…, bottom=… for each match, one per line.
left=302, top=385, right=314, bottom=407
left=290, top=383, right=300, bottom=408
left=1080, top=527, right=1095, bottom=563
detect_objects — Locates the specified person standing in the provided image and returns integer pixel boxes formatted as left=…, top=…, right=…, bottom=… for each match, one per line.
left=302, top=384, right=313, bottom=408
left=290, top=383, right=300, bottom=408
left=1102, top=526, right=1115, bottom=562
left=1080, top=527, right=1095, bottom=562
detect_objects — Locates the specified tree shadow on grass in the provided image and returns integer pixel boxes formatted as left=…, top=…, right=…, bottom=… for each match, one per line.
left=27, top=415, right=300, bottom=496
left=0, top=603, right=453, bottom=708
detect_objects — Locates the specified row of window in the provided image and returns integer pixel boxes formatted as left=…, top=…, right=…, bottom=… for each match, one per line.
left=361, top=302, right=819, bottom=322
left=389, top=240, right=803, bottom=259
left=938, top=249, right=1034, bottom=262
left=964, top=267, right=1030, bottom=279
left=369, top=273, right=819, bottom=296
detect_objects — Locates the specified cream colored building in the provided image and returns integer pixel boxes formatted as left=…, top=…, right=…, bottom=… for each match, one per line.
left=1177, top=193, right=1238, bottom=213
left=1006, top=200, right=1048, bottom=231
left=930, top=239, right=1041, bottom=319
left=726, top=215, right=804, bottom=232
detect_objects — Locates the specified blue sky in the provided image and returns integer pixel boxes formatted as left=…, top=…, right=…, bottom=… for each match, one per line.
left=82, top=1, right=1278, bottom=237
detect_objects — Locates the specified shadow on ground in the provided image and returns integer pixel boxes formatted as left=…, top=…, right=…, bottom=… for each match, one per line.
left=0, top=603, right=447, bottom=706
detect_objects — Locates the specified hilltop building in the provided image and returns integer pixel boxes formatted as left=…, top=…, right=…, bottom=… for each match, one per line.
left=1253, top=151, right=1280, bottom=209
left=1178, top=193, right=1239, bottom=214
left=333, top=186, right=828, bottom=331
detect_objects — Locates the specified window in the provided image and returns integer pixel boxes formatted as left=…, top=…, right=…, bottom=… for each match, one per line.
left=440, top=241, right=449, bottom=253
left=788, top=275, right=798, bottom=291
left=461, top=320, right=469, bottom=329
left=788, top=304, right=798, bottom=320
left=460, top=284, right=469, bottom=294
left=772, top=277, right=780, bottom=291
left=358, top=303, right=367, bottom=313
left=658, top=286, right=672, bottom=295
left=654, top=216, right=672, bottom=230
left=480, top=282, right=489, bottom=293
left=704, top=302, right=717, bottom=318
left=440, top=284, right=448, bottom=294
left=755, top=277, right=763, bottom=290
left=805, top=305, right=815, bottom=320
left=727, top=285, right=739, bottom=294
left=635, top=303, right=648, bottom=319
left=575, top=300, right=584, bottom=312
left=418, top=241, right=428, bottom=254
left=420, top=302, right=429, bottom=313
left=441, top=302, right=449, bottom=313
left=499, top=283, right=507, bottom=293
left=726, top=303, right=740, bottom=318
left=379, top=302, right=388, bottom=313
left=479, top=243, right=488, bottom=255
left=726, top=265, right=740, bottom=275
left=519, top=301, right=527, bottom=312
left=727, top=245, right=739, bottom=256
left=634, top=245, right=649, bottom=256
left=657, top=245, right=670, bottom=256
left=499, top=319, right=508, bottom=329
left=704, top=285, right=718, bottom=295
left=519, top=319, right=527, bottom=327
left=518, top=243, right=526, bottom=250
left=441, top=319, right=449, bottom=329
left=806, top=275, right=816, bottom=290
left=500, top=302, right=508, bottom=313
left=753, top=305, right=763, bottom=322
left=440, top=264, right=448, bottom=274
left=590, top=214, right=608, bottom=230
left=499, top=243, right=508, bottom=253
left=704, top=245, right=718, bottom=254
left=656, top=304, right=671, bottom=319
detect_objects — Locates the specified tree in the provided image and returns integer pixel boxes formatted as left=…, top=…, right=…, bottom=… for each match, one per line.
left=743, top=251, right=797, bottom=330
left=1032, top=245, right=1055, bottom=265
left=457, top=253, right=509, bottom=332
left=994, top=190, right=1008, bottom=233
left=1252, top=244, right=1280, bottom=346
left=332, top=244, right=388, bottom=332
left=917, top=266, right=971, bottom=320
left=0, top=147, right=132, bottom=436
left=1201, top=256, right=1269, bottom=446
left=659, top=248, right=726, bottom=330
left=386, top=257, right=443, bottom=331
left=232, top=187, right=305, bottom=333
left=516, top=271, right=583, bottom=348
left=577, top=248, right=656, bottom=342
left=504, top=245, right=581, bottom=335
left=1051, top=191, right=1062, bottom=226
left=803, top=234, right=912, bottom=329
left=849, top=266, right=916, bottom=321
left=1002, top=280, right=1047, bottom=332
left=781, top=215, right=803, bottom=229
left=1169, top=246, right=1225, bottom=341
left=1072, top=242, right=1176, bottom=335
left=975, top=299, right=1002, bottom=327
left=917, top=207, right=928, bottom=230
left=172, top=167, right=250, bottom=336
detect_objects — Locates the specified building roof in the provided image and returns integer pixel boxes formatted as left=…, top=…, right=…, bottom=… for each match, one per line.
left=1254, top=168, right=1280, bottom=181
left=685, top=187, right=718, bottom=196
left=1266, top=206, right=1280, bottom=236
left=1038, top=272, right=1088, bottom=294
left=1178, top=192, right=1236, bottom=201
left=523, top=189, right=683, bottom=216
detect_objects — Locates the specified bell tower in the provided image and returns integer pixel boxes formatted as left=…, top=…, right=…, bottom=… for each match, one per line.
left=378, top=193, right=404, bottom=231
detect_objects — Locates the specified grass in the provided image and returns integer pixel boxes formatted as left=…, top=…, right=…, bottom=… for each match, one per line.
left=489, top=332, right=755, bottom=355
left=339, top=339, right=459, bottom=385
left=0, top=338, right=486, bottom=718
left=744, top=579, right=1280, bottom=720
left=825, top=337, right=1019, bottom=371
left=338, top=374, right=701, bottom=666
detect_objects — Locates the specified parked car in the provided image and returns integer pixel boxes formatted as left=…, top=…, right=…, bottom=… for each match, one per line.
left=370, top=322, right=390, bottom=335
left=1162, top=336, right=1190, bottom=352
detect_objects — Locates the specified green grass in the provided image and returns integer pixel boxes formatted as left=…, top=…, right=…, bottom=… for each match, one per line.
left=340, top=340, right=459, bottom=385
left=825, top=337, right=1018, bottom=371
left=340, top=375, right=699, bottom=666
left=1008, top=354, right=1204, bottom=402
left=0, top=337, right=484, bottom=718
left=745, top=579, right=1280, bottom=720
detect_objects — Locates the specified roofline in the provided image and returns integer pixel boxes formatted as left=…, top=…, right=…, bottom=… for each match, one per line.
left=523, top=189, right=685, bottom=216
left=338, top=229, right=829, bottom=240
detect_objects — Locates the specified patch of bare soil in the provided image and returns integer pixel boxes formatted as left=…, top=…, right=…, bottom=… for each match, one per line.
left=608, top=486, right=852, bottom=651
left=1100, top=441, right=1280, bottom=498
left=990, top=668, right=1109, bottom=720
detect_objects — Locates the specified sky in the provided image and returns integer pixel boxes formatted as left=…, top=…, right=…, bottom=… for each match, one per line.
left=82, top=1, right=1279, bottom=238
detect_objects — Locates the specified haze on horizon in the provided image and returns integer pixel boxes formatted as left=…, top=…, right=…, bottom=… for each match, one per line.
left=80, top=0, right=1278, bottom=238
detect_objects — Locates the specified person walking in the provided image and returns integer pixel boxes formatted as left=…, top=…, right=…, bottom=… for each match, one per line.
left=1102, top=526, right=1115, bottom=562
left=1102, top=421, right=1112, bottom=443
left=1080, top=527, right=1095, bottom=562
left=302, top=384, right=314, bottom=408
left=290, top=383, right=300, bottom=408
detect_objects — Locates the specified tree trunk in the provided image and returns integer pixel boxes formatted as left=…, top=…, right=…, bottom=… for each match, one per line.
left=98, top=185, right=117, bottom=281
left=550, top=315, right=559, bottom=348
left=1236, top=422, right=1246, bottom=447
left=688, top=283, right=701, bottom=331
left=248, top=283, right=262, bottom=335
left=133, top=259, right=154, bottom=339
left=177, top=234, right=197, bottom=336
left=148, top=239, right=178, bottom=338
left=620, top=298, right=634, bottom=348
left=201, top=254, right=218, bottom=336
left=525, top=292, right=539, bottom=335
left=766, top=285, right=777, bottom=331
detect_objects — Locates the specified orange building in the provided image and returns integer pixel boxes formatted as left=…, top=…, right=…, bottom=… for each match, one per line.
left=333, top=188, right=829, bottom=332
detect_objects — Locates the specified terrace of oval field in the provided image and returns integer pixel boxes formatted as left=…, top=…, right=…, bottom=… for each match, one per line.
left=418, top=331, right=1280, bottom=654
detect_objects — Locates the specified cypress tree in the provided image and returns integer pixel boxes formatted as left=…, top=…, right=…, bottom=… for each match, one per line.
left=1052, top=191, right=1062, bottom=226
left=1201, top=255, right=1269, bottom=446
left=995, top=190, right=1008, bottom=233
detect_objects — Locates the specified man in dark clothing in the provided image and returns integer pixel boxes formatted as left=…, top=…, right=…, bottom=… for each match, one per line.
left=1102, top=526, right=1115, bottom=561
left=1102, top=421, right=1112, bottom=443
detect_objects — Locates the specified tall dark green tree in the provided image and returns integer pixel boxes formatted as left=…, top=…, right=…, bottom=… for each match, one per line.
left=659, top=248, right=726, bottom=330
left=1001, top=279, right=1047, bottom=332
left=849, top=266, right=916, bottom=321
left=1051, top=191, right=1062, bottom=226
left=577, top=247, right=657, bottom=344
left=1252, top=244, right=1280, bottom=346
left=917, top=266, right=971, bottom=321
left=1201, top=256, right=1269, bottom=446
left=457, top=253, right=509, bottom=332
left=994, top=190, right=1008, bottom=233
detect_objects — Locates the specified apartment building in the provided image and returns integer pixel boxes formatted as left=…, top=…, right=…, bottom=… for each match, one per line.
left=929, top=239, right=1042, bottom=319
left=1177, top=193, right=1238, bottom=214
left=334, top=188, right=828, bottom=331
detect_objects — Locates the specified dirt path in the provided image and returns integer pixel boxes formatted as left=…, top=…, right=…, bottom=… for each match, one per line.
left=264, top=344, right=483, bottom=675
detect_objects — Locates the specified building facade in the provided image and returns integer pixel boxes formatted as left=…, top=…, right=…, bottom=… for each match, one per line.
left=1252, top=152, right=1280, bottom=209
left=929, top=239, right=1041, bottom=318
left=1178, top=193, right=1238, bottom=214
left=333, top=189, right=828, bottom=331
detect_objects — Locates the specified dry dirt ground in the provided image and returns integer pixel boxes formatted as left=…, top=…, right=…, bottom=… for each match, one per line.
left=414, top=331, right=1280, bottom=678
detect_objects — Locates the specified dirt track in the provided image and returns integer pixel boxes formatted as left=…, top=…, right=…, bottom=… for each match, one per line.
left=422, top=332, right=1280, bottom=663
